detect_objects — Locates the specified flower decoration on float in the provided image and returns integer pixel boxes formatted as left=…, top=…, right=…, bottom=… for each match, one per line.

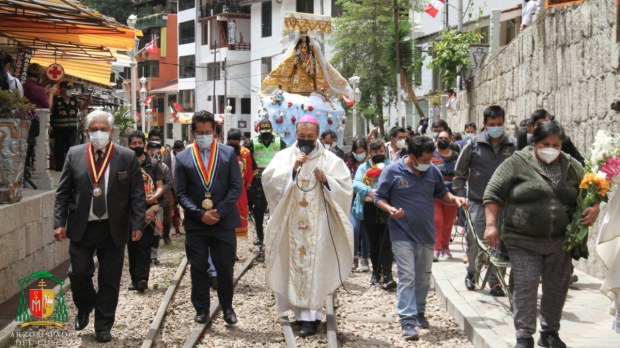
left=564, top=130, right=620, bottom=261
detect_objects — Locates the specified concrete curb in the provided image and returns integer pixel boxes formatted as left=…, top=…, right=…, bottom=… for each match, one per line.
left=433, top=274, right=510, bottom=348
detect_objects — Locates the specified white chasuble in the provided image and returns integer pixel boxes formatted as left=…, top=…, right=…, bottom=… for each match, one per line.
left=596, top=194, right=620, bottom=304
left=262, top=143, right=354, bottom=310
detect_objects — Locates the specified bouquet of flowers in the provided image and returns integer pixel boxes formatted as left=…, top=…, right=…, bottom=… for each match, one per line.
left=362, top=163, right=385, bottom=202
left=564, top=130, right=620, bottom=260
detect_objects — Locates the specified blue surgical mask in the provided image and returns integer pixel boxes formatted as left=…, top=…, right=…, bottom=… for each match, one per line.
left=464, top=133, right=474, bottom=141
left=353, top=152, right=367, bottom=162
left=196, top=135, right=213, bottom=149
left=415, top=162, right=431, bottom=172
left=432, top=132, right=439, bottom=139
left=486, top=127, right=504, bottom=139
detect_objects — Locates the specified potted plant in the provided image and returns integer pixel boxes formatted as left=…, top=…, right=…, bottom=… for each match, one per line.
left=0, top=89, right=35, bottom=203
left=111, top=106, right=135, bottom=147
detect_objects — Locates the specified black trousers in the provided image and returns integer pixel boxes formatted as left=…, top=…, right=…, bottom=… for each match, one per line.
left=68, top=221, right=124, bottom=332
left=249, top=178, right=268, bottom=242
left=128, top=223, right=154, bottom=285
left=185, top=229, right=236, bottom=314
left=53, top=127, right=77, bottom=171
left=363, top=202, right=394, bottom=278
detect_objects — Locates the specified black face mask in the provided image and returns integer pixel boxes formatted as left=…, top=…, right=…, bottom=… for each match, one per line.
left=297, top=139, right=315, bottom=154
left=371, top=154, right=386, bottom=164
left=437, top=140, right=451, bottom=150
left=132, top=147, right=145, bottom=157
left=260, top=132, right=272, bottom=140
left=229, top=144, right=241, bottom=155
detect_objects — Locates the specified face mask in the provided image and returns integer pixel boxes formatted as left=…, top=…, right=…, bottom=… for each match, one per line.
left=437, top=140, right=450, bottom=150
left=132, top=146, right=145, bottom=157
left=90, top=131, right=110, bottom=150
left=297, top=139, right=315, bottom=154
left=464, top=133, right=474, bottom=141
left=196, top=135, right=213, bottom=150
left=260, top=132, right=272, bottom=140
left=487, top=127, right=505, bottom=139
left=229, top=144, right=241, bottom=156
left=323, top=143, right=332, bottom=150
left=371, top=154, right=386, bottom=164
left=396, top=139, right=407, bottom=149
left=353, top=152, right=367, bottom=162
left=415, top=162, right=431, bottom=172
left=432, top=132, right=439, bottom=140
left=537, top=147, right=560, bottom=163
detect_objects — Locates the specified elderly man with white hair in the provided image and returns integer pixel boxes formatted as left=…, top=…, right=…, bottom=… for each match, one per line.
left=54, top=110, right=145, bottom=343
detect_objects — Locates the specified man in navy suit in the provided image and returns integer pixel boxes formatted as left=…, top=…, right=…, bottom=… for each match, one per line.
left=174, top=110, right=243, bottom=324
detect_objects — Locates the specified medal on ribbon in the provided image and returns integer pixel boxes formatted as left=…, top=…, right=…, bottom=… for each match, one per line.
left=87, top=142, right=114, bottom=197
left=191, top=141, right=220, bottom=210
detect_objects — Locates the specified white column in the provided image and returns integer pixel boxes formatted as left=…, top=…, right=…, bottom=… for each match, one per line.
left=489, top=9, right=501, bottom=59
left=30, top=109, right=53, bottom=189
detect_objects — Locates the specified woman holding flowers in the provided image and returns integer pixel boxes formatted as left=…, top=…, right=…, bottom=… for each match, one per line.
left=346, top=136, right=371, bottom=272
left=482, top=120, right=600, bottom=348
left=353, top=139, right=395, bottom=289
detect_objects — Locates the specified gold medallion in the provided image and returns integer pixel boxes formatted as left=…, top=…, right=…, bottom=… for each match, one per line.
left=93, top=186, right=102, bottom=198
left=202, top=192, right=213, bottom=210
left=299, top=199, right=308, bottom=207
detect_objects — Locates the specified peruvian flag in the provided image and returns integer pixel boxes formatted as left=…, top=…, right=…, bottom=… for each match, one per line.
left=145, top=39, right=159, bottom=55
left=169, top=101, right=182, bottom=122
left=143, top=95, right=153, bottom=105
left=342, top=94, right=355, bottom=107
left=425, top=0, right=445, bottom=18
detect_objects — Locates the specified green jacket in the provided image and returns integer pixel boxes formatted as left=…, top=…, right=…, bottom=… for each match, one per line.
left=483, top=146, right=584, bottom=241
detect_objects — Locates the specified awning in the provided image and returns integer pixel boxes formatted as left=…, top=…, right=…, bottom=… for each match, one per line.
left=150, top=82, right=178, bottom=94
left=0, top=0, right=142, bottom=85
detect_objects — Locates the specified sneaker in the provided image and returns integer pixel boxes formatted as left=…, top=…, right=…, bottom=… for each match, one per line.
left=253, top=239, right=263, bottom=246
left=401, top=322, right=419, bottom=341
left=489, top=285, right=505, bottom=297
left=465, top=273, right=475, bottom=291
left=352, top=257, right=359, bottom=271
left=537, top=331, right=566, bottom=348
left=357, top=258, right=370, bottom=272
left=370, top=274, right=379, bottom=285
left=514, top=337, right=534, bottom=348
left=433, top=250, right=440, bottom=262
left=382, top=274, right=397, bottom=290
left=442, top=249, right=453, bottom=259
left=414, top=312, right=429, bottom=329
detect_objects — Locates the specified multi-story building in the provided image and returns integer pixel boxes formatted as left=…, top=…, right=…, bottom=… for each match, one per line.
left=177, top=0, right=341, bottom=140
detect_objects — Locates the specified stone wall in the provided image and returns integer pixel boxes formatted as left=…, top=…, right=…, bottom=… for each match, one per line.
left=449, top=0, right=620, bottom=278
left=0, top=191, right=69, bottom=303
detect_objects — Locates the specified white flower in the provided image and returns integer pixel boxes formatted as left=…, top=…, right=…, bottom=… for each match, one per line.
left=596, top=171, right=608, bottom=181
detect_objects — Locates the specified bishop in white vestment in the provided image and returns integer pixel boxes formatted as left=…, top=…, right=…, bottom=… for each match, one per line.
left=261, top=116, right=354, bottom=336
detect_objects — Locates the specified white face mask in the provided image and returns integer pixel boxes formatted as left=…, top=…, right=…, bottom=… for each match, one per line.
left=396, top=139, right=407, bottom=149
left=537, top=147, right=560, bottom=163
left=323, top=143, right=332, bottom=150
left=90, top=131, right=110, bottom=150
left=196, top=135, right=213, bottom=150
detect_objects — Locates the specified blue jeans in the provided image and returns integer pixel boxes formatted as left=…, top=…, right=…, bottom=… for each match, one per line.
left=208, top=251, right=217, bottom=277
left=349, top=214, right=370, bottom=259
left=392, top=241, right=434, bottom=323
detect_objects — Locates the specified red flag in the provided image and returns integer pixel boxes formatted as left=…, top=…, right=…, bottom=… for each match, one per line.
left=173, top=102, right=182, bottom=111
left=144, top=95, right=153, bottom=105
left=145, top=39, right=159, bottom=55
left=425, top=0, right=445, bottom=18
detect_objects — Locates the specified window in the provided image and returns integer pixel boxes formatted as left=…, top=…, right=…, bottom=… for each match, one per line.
left=179, top=20, right=195, bottom=44
left=202, top=22, right=209, bottom=45
left=297, top=0, right=314, bottom=13
left=226, top=98, right=236, bottom=114
left=179, top=55, right=195, bottom=78
left=178, top=89, right=195, bottom=111
left=261, top=1, right=272, bottom=38
left=241, top=98, right=251, bottom=114
left=166, top=124, right=173, bottom=139
left=138, top=60, right=160, bottom=78
left=207, top=62, right=221, bottom=81
left=331, top=2, right=343, bottom=17
left=261, top=57, right=271, bottom=81
left=179, top=0, right=195, bottom=11
left=156, top=98, right=164, bottom=113
left=182, top=124, right=189, bottom=141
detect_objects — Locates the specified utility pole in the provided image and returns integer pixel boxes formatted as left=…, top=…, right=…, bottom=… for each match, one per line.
left=457, top=0, right=463, bottom=32
left=212, top=42, right=217, bottom=114
left=445, top=0, right=449, bottom=30
left=223, top=57, right=228, bottom=137
left=393, top=0, right=401, bottom=128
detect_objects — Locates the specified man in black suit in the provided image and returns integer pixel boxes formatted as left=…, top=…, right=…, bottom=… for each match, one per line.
left=174, top=110, right=243, bottom=325
left=54, top=110, right=145, bottom=343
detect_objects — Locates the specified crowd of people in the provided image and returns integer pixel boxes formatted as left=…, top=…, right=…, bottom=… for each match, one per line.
left=48, top=99, right=605, bottom=347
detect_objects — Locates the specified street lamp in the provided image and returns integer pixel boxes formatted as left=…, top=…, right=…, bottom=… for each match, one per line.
left=140, top=76, right=147, bottom=132
left=224, top=102, right=232, bottom=142
left=348, top=75, right=360, bottom=138
left=127, top=14, right=139, bottom=128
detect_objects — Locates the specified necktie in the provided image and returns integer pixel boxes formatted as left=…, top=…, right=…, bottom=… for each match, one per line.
left=92, top=150, right=106, bottom=218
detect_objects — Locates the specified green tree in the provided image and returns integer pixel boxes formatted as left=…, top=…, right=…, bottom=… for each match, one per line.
left=428, top=29, right=482, bottom=90
left=81, top=0, right=135, bottom=23
left=331, top=0, right=399, bottom=137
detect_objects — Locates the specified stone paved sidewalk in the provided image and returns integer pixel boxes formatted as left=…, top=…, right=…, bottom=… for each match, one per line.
left=432, top=247, right=619, bottom=348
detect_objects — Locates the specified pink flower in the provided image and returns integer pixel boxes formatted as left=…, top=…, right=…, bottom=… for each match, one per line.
left=601, top=155, right=620, bottom=180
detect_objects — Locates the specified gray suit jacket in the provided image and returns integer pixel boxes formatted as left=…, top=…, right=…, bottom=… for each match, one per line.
left=54, top=143, right=146, bottom=247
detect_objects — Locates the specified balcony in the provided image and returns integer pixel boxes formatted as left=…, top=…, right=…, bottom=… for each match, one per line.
left=199, top=1, right=250, bottom=18
left=136, top=13, right=167, bottom=29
